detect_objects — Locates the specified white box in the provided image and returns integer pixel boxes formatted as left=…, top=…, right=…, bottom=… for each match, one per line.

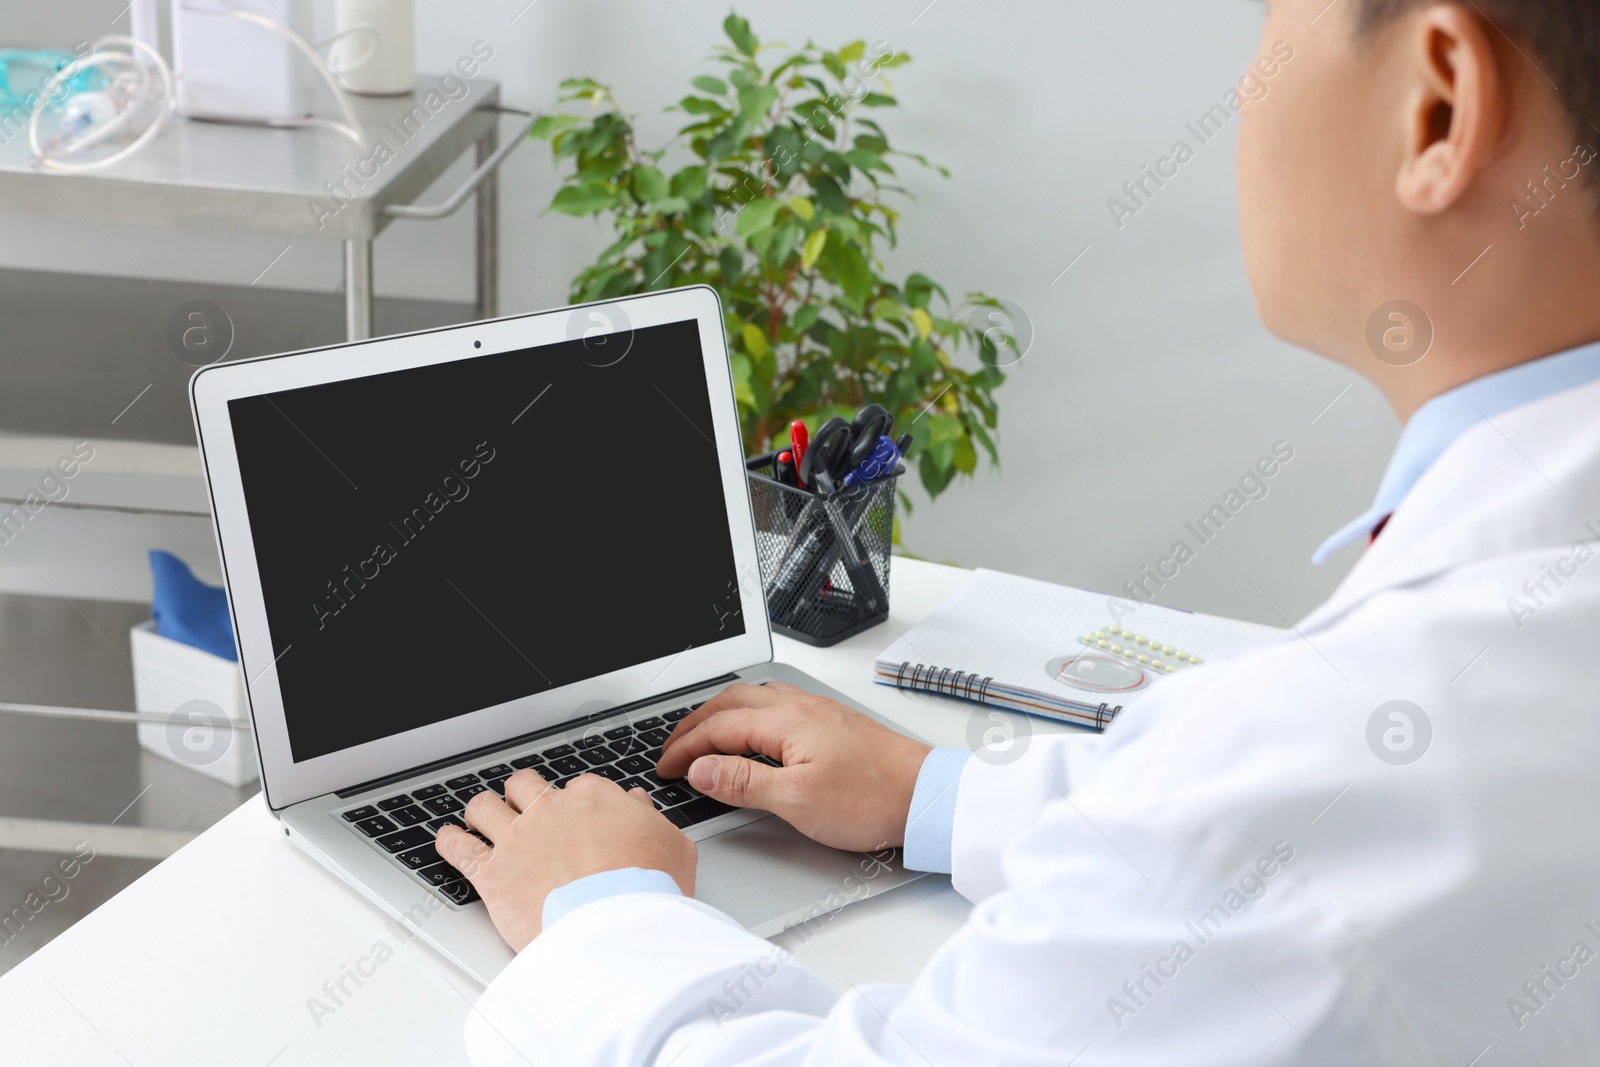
left=131, top=621, right=258, bottom=786
left=170, top=0, right=314, bottom=122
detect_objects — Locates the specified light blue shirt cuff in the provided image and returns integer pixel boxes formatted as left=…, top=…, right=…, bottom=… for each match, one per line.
left=902, top=748, right=973, bottom=874
left=541, top=867, right=683, bottom=929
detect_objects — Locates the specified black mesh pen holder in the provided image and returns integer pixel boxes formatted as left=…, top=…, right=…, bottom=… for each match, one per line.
left=746, top=455, right=897, bottom=647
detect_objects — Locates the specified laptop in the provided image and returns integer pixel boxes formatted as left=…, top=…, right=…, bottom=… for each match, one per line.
left=190, top=285, right=923, bottom=984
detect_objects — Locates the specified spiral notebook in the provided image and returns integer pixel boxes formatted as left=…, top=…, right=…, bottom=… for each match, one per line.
left=874, top=569, right=1286, bottom=730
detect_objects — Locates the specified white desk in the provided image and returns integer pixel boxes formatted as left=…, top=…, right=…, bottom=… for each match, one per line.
left=0, top=558, right=1076, bottom=1066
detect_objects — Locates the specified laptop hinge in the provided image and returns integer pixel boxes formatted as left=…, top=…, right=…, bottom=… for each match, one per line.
left=332, top=673, right=740, bottom=799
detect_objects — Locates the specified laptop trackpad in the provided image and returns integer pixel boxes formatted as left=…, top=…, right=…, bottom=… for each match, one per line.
left=693, top=815, right=921, bottom=938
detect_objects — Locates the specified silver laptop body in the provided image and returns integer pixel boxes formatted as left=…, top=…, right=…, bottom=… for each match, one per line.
left=190, top=286, right=922, bottom=984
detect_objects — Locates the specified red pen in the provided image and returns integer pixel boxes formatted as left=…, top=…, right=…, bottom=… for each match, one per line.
left=789, top=420, right=809, bottom=487
left=776, top=450, right=794, bottom=486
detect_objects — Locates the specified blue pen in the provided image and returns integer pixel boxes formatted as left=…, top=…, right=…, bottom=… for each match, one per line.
left=842, top=435, right=902, bottom=488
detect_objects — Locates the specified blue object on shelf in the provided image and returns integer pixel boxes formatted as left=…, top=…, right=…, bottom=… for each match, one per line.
left=148, top=550, right=237, bottom=662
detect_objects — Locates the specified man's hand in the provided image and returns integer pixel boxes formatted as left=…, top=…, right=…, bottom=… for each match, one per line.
left=656, top=681, right=932, bottom=852
left=435, top=771, right=696, bottom=952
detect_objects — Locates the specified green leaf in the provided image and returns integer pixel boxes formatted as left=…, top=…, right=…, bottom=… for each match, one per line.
left=737, top=84, right=780, bottom=125
left=529, top=114, right=581, bottom=139
left=813, top=175, right=849, bottom=215
left=801, top=228, right=827, bottom=270
left=953, top=434, right=978, bottom=474
left=692, top=75, right=728, bottom=95
left=787, top=196, right=816, bottom=221
left=838, top=40, right=866, bottom=64
left=631, top=166, right=670, bottom=203
left=919, top=452, right=953, bottom=497
left=549, top=184, right=616, bottom=216
left=910, top=307, right=933, bottom=339
left=844, top=149, right=891, bottom=173
left=793, top=303, right=822, bottom=333
left=859, top=93, right=897, bottom=108
left=718, top=246, right=743, bottom=283
left=736, top=197, right=782, bottom=239
left=870, top=297, right=902, bottom=320
left=670, top=165, right=708, bottom=200
left=829, top=241, right=872, bottom=311
left=724, top=14, right=758, bottom=56
left=742, top=322, right=770, bottom=359
left=904, top=272, right=943, bottom=309
left=654, top=196, right=690, bottom=214
left=679, top=96, right=727, bottom=116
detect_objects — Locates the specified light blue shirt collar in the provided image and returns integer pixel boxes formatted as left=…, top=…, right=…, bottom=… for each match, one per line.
left=1314, top=339, right=1600, bottom=564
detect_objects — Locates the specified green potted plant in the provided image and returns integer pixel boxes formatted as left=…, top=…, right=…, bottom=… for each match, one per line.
left=530, top=13, right=1018, bottom=503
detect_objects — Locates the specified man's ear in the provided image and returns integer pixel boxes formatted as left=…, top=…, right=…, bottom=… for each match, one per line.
left=1394, top=4, right=1508, bottom=215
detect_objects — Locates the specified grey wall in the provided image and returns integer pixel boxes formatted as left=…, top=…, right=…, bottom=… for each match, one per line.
left=0, top=0, right=1398, bottom=623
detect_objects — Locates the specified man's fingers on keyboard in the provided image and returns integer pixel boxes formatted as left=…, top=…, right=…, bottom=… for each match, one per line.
left=503, top=767, right=553, bottom=813
left=463, top=790, right=515, bottom=843
left=657, top=706, right=793, bottom=778
left=435, top=825, right=494, bottom=882
left=662, top=683, right=797, bottom=753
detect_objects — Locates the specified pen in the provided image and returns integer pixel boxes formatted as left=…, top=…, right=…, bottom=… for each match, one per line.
left=842, top=435, right=902, bottom=488
left=776, top=450, right=794, bottom=486
left=790, top=419, right=809, bottom=488
left=896, top=432, right=913, bottom=458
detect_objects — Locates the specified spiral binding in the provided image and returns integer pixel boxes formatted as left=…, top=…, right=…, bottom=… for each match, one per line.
left=892, top=660, right=1116, bottom=731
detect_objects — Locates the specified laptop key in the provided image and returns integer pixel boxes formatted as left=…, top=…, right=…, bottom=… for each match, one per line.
left=455, top=783, right=488, bottom=802
left=652, top=783, right=693, bottom=808
left=591, top=765, right=626, bottom=782
left=376, top=795, right=413, bottom=811
left=486, top=777, right=509, bottom=795
left=445, top=774, right=479, bottom=790
left=396, top=842, right=441, bottom=869
left=666, top=796, right=734, bottom=828
left=617, top=755, right=654, bottom=776
left=579, top=748, right=613, bottom=768
left=424, top=795, right=464, bottom=816
left=532, top=764, right=560, bottom=782
left=390, top=805, right=429, bottom=827
left=638, top=728, right=670, bottom=747
left=417, top=861, right=464, bottom=887
left=635, top=716, right=665, bottom=730
left=603, top=725, right=634, bottom=740
left=427, top=815, right=465, bottom=833
left=618, top=776, right=652, bottom=793
left=510, top=753, right=545, bottom=769
left=608, top=738, right=649, bottom=758
left=575, top=734, right=608, bottom=750
left=549, top=756, right=587, bottom=776
left=478, top=764, right=513, bottom=779
left=342, top=805, right=379, bottom=822
left=663, top=707, right=692, bottom=722
left=377, top=827, right=431, bottom=853
left=412, top=784, right=447, bottom=801
left=554, top=775, right=581, bottom=789
left=440, top=880, right=480, bottom=905
left=541, top=744, right=575, bottom=759
left=355, top=815, right=397, bottom=837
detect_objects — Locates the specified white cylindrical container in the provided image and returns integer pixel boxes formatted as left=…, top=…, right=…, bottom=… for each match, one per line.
left=332, top=0, right=414, bottom=96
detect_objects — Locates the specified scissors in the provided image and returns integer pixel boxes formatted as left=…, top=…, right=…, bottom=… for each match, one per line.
left=800, top=405, right=901, bottom=493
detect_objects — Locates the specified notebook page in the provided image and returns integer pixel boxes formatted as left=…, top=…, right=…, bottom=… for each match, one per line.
left=876, top=569, right=1286, bottom=704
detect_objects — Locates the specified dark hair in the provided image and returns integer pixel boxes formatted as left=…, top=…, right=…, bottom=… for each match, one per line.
left=1357, top=0, right=1600, bottom=148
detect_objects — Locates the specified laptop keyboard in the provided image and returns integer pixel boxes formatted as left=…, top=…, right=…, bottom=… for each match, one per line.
left=337, top=704, right=780, bottom=906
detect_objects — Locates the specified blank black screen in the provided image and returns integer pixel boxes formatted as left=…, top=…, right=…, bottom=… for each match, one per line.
left=227, top=318, right=745, bottom=763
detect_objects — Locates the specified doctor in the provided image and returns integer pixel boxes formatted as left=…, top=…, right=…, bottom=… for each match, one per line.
left=437, top=0, right=1600, bottom=1062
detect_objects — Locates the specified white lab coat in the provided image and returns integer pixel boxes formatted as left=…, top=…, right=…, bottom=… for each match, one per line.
left=465, top=377, right=1600, bottom=1066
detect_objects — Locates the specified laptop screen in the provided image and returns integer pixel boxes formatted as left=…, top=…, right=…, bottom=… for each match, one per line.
left=226, top=317, right=746, bottom=763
